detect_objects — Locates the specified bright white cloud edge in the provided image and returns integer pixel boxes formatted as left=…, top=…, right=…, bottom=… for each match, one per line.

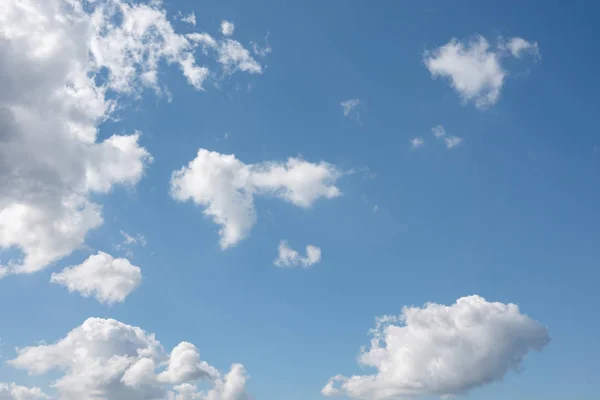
left=0, top=0, right=266, bottom=278
left=323, top=295, right=550, bottom=400
left=7, top=318, right=250, bottom=400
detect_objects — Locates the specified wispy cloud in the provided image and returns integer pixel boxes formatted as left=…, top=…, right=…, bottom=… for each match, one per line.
left=341, top=98, right=361, bottom=121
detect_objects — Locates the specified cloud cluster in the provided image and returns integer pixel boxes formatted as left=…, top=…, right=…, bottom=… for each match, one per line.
left=431, top=125, right=462, bottom=149
left=274, top=240, right=321, bottom=268
left=0, top=0, right=263, bottom=277
left=0, top=383, right=49, bottom=400
left=323, top=295, right=550, bottom=400
left=170, top=149, right=342, bottom=248
left=8, top=318, right=250, bottom=400
left=50, top=252, right=142, bottom=304
left=424, top=35, right=539, bottom=109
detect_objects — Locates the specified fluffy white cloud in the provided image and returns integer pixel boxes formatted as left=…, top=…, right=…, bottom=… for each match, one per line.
left=158, top=342, right=220, bottom=384
left=323, top=295, right=550, bottom=400
left=50, top=252, right=142, bottom=304
left=221, top=21, right=235, bottom=36
left=168, top=365, right=249, bottom=400
left=0, top=0, right=265, bottom=278
left=274, top=240, right=321, bottom=268
left=170, top=149, right=342, bottom=249
left=424, top=35, right=539, bottom=109
left=409, top=137, right=424, bottom=150
left=0, top=383, right=49, bottom=400
left=8, top=318, right=250, bottom=400
left=431, top=125, right=462, bottom=149
left=341, top=99, right=360, bottom=120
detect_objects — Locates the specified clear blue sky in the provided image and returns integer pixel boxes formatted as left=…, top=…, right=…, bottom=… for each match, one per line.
left=1, top=1, right=599, bottom=399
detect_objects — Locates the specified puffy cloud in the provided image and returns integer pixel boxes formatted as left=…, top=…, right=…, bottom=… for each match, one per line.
left=431, top=125, right=462, bottom=149
left=323, top=295, right=550, bottom=400
left=8, top=318, right=250, bottom=400
left=0, top=383, right=49, bottom=400
left=168, top=365, right=249, bottom=400
left=170, top=149, right=342, bottom=249
left=424, top=35, right=539, bottom=109
left=0, top=0, right=265, bottom=278
left=220, top=21, right=235, bottom=36
left=409, top=137, right=424, bottom=150
left=274, top=240, right=321, bottom=268
left=158, top=342, right=220, bottom=384
left=341, top=99, right=360, bottom=120
left=50, top=252, right=142, bottom=304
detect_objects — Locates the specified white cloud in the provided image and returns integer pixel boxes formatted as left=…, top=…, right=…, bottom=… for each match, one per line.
left=431, top=125, right=462, bottom=149
left=181, top=12, right=197, bottom=26
left=409, top=137, right=424, bottom=150
left=168, top=365, right=249, bottom=400
left=158, top=342, right=220, bottom=384
left=0, top=0, right=265, bottom=278
left=0, top=383, right=49, bottom=400
left=444, top=136, right=462, bottom=149
left=117, top=230, right=147, bottom=257
left=341, top=99, right=360, bottom=120
left=8, top=318, right=250, bottom=400
left=274, top=240, right=321, bottom=268
left=432, top=125, right=446, bottom=138
left=500, top=37, right=540, bottom=59
left=170, top=150, right=342, bottom=249
left=322, top=295, right=550, bottom=400
left=220, top=20, right=235, bottom=36
left=425, top=35, right=539, bottom=109
left=50, top=252, right=142, bottom=304
left=187, top=34, right=262, bottom=75
left=120, top=230, right=147, bottom=247
left=251, top=33, right=272, bottom=57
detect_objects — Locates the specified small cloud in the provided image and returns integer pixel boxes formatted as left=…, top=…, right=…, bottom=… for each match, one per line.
left=251, top=32, right=272, bottom=57
left=50, top=252, right=142, bottom=305
left=181, top=12, right=196, bottom=25
left=116, top=230, right=146, bottom=257
left=220, top=20, right=235, bottom=36
left=410, top=137, right=425, bottom=150
left=499, top=37, right=540, bottom=59
left=341, top=98, right=360, bottom=121
left=274, top=240, right=321, bottom=268
left=432, top=125, right=446, bottom=138
left=174, top=11, right=196, bottom=26
left=373, top=205, right=379, bottom=213
left=444, top=136, right=463, bottom=149
left=424, top=35, right=540, bottom=109
left=432, top=125, right=463, bottom=149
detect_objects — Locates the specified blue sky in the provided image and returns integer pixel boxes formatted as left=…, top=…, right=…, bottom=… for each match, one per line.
left=0, top=1, right=599, bottom=399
